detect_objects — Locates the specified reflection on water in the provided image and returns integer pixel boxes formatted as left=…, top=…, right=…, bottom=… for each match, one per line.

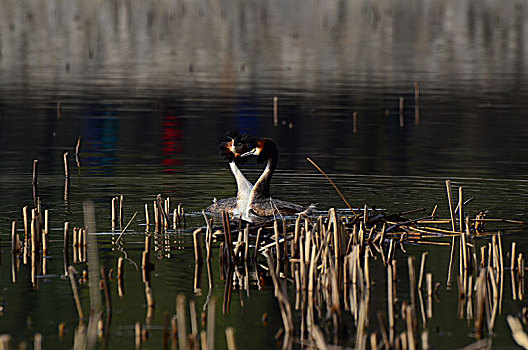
left=0, top=0, right=527, bottom=349
left=162, top=114, right=184, bottom=173
left=0, top=0, right=527, bottom=179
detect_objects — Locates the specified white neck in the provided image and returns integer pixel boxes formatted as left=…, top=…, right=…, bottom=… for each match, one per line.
left=245, top=158, right=274, bottom=219
left=229, top=162, right=253, bottom=216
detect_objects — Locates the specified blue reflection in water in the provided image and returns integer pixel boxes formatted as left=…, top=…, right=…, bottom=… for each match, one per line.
left=82, top=105, right=119, bottom=174
left=235, top=97, right=261, bottom=136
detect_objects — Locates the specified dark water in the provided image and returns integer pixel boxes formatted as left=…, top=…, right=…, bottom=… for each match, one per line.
left=0, top=0, right=527, bottom=348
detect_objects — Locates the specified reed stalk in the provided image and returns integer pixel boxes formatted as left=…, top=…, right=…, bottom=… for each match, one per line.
left=117, top=257, right=124, bottom=297
left=511, top=242, right=517, bottom=272
left=406, top=304, right=416, bottom=350
left=506, top=316, right=528, bottom=349
left=388, top=263, right=395, bottom=332
left=23, top=206, right=28, bottom=248
left=207, top=297, right=216, bottom=350
left=135, top=322, right=142, bottom=348
left=414, top=82, right=420, bottom=124
left=145, top=283, right=155, bottom=322
left=34, top=333, right=42, bottom=350
left=225, top=327, right=236, bottom=350
left=11, top=221, right=19, bottom=254
left=100, top=266, right=112, bottom=315
left=418, top=252, right=428, bottom=290
left=33, top=160, right=38, bottom=205
left=399, top=97, right=404, bottom=127
left=176, top=294, right=187, bottom=350
left=193, top=228, right=203, bottom=263
left=458, top=187, right=464, bottom=233
left=264, top=250, right=294, bottom=335
left=273, top=97, right=278, bottom=127
left=144, top=204, right=150, bottom=227
left=408, top=257, right=417, bottom=312
left=68, top=266, right=84, bottom=321
left=112, top=197, right=117, bottom=230
left=75, top=136, right=82, bottom=168
left=63, top=152, right=70, bottom=178
left=115, top=211, right=138, bottom=244
left=306, top=157, right=356, bottom=215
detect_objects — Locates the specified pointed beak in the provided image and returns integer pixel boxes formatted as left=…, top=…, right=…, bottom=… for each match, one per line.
left=240, top=148, right=258, bottom=158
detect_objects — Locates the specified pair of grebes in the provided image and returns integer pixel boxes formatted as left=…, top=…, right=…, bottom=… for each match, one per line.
left=207, top=131, right=314, bottom=223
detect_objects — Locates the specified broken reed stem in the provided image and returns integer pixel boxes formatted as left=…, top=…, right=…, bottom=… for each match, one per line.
left=142, top=234, right=152, bottom=283
left=446, top=181, right=457, bottom=288
left=511, top=242, right=517, bottom=272
left=306, top=157, right=356, bottom=215
left=414, top=82, right=420, bottom=124
left=11, top=221, right=19, bottom=253
left=426, top=273, right=433, bottom=297
left=406, top=304, right=416, bottom=350
left=44, top=209, right=48, bottom=235
left=145, top=204, right=150, bottom=227
left=189, top=300, right=198, bottom=339
left=225, top=327, right=236, bottom=350
left=63, top=222, right=70, bottom=252
left=418, top=252, right=428, bottom=290
left=63, top=152, right=70, bottom=178
left=312, top=325, right=329, bottom=350
left=176, top=294, right=187, bottom=350
left=135, top=322, right=142, bottom=348
left=388, top=263, right=395, bottom=331
left=273, top=96, right=279, bottom=127
left=399, top=96, right=404, bottom=127
left=222, top=210, right=234, bottom=262
left=117, top=257, right=124, bottom=297
left=34, top=333, right=43, bottom=350
left=100, top=266, right=112, bottom=315
left=244, top=225, right=249, bottom=262
left=193, top=228, right=204, bottom=263
left=202, top=210, right=213, bottom=261
left=145, top=283, right=155, bottom=322
left=445, top=180, right=457, bottom=231
left=178, top=203, right=186, bottom=228
left=408, top=257, right=417, bottom=311
left=23, top=206, right=28, bottom=247
left=32, top=159, right=38, bottom=184
left=274, top=221, right=280, bottom=276
left=207, top=297, right=216, bottom=350
left=68, top=266, right=84, bottom=321
left=458, top=187, right=464, bottom=233
left=30, top=210, right=38, bottom=253
left=264, top=250, right=294, bottom=335
left=111, top=197, right=117, bottom=230
left=32, top=160, right=39, bottom=206
left=119, top=195, right=124, bottom=229
left=75, top=136, right=82, bottom=168
left=506, top=315, right=528, bottom=349
left=115, top=211, right=138, bottom=244
left=254, top=228, right=263, bottom=260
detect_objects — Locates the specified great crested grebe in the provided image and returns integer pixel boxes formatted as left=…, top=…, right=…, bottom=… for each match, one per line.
left=240, top=137, right=314, bottom=222
left=207, top=131, right=257, bottom=217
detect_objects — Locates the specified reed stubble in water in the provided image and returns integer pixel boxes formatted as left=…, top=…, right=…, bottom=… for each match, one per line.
left=399, top=96, right=404, bottom=128
left=3, top=173, right=527, bottom=348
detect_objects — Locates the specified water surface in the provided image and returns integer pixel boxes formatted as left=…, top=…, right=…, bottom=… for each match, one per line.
left=0, top=0, right=527, bottom=348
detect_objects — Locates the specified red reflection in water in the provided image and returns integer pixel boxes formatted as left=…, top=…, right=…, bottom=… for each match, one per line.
left=162, top=115, right=183, bottom=173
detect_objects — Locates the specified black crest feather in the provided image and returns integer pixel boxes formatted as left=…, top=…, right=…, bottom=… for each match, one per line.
left=218, top=130, right=258, bottom=165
